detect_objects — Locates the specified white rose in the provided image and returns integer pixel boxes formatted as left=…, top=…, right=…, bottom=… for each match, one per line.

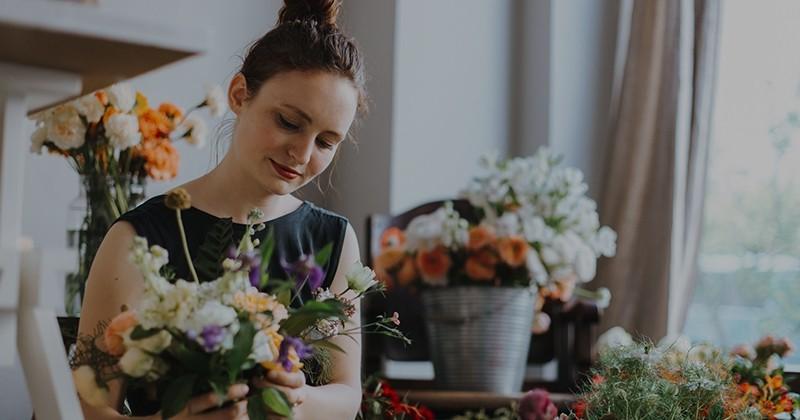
left=106, top=114, right=141, bottom=149
left=46, top=104, right=86, bottom=149
left=74, top=93, right=105, bottom=124
left=119, top=347, right=155, bottom=378
left=346, top=263, right=378, bottom=293
left=124, top=329, right=172, bottom=354
left=72, top=366, right=110, bottom=407
left=205, top=85, right=227, bottom=117
left=250, top=330, right=275, bottom=363
left=30, top=125, right=47, bottom=154
left=108, top=83, right=136, bottom=112
left=178, top=114, right=208, bottom=148
left=595, top=326, right=633, bottom=354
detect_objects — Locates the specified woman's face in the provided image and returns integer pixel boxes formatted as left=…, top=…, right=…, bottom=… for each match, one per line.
left=228, top=70, right=358, bottom=196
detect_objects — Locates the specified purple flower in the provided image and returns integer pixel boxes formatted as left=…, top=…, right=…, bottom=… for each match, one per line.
left=199, top=325, right=225, bottom=352
left=281, top=255, right=325, bottom=293
left=277, top=336, right=313, bottom=371
left=227, top=246, right=262, bottom=288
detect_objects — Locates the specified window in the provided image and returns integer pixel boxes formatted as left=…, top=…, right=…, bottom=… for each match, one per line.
left=683, top=0, right=800, bottom=364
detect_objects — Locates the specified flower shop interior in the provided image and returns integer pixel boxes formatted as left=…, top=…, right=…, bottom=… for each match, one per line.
left=2, top=0, right=800, bottom=419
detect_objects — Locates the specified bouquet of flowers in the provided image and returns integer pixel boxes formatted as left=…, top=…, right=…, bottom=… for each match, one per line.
left=70, top=189, right=407, bottom=418
left=374, top=148, right=616, bottom=332
left=573, top=330, right=800, bottom=419
left=30, top=82, right=224, bottom=314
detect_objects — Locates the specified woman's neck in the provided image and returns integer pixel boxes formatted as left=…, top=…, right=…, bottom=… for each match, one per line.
left=182, top=153, right=302, bottom=224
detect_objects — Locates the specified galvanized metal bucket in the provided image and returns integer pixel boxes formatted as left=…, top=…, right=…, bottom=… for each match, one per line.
left=421, top=286, right=534, bottom=393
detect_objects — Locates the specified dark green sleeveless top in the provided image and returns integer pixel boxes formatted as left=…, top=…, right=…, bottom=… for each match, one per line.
left=115, top=194, right=348, bottom=415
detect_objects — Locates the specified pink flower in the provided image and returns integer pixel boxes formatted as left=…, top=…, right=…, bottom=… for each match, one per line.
left=518, top=388, right=558, bottom=420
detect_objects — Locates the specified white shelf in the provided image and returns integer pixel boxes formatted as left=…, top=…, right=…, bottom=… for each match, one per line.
left=0, top=0, right=208, bottom=113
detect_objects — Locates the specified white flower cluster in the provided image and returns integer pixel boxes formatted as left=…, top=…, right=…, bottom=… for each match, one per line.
left=405, top=201, right=469, bottom=252
left=462, top=148, right=617, bottom=285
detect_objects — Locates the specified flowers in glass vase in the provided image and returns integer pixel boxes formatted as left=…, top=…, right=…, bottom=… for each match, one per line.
left=373, top=148, right=617, bottom=331
left=70, top=189, right=407, bottom=419
left=29, top=82, right=224, bottom=314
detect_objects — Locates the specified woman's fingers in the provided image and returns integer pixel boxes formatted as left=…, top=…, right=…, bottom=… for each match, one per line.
left=193, top=400, right=248, bottom=420
left=184, top=384, right=249, bottom=416
left=266, top=369, right=306, bottom=388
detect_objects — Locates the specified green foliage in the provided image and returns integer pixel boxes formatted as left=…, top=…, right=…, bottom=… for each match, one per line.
left=193, top=218, right=234, bottom=282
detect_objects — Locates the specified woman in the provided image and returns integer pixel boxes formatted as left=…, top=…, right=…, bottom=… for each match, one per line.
left=77, top=0, right=366, bottom=418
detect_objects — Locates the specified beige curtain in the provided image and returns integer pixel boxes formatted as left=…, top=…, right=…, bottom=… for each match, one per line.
left=595, top=0, right=721, bottom=340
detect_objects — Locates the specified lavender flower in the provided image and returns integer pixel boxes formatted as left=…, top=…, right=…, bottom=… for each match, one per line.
left=277, top=336, right=313, bottom=372
left=199, top=325, right=225, bottom=352
left=281, top=254, right=325, bottom=293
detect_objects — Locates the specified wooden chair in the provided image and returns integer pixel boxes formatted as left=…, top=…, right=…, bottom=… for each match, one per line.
left=363, top=200, right=601, bottom=399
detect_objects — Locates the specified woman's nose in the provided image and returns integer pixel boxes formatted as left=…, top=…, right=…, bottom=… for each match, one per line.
left=287, top=136, right=315, bottom=165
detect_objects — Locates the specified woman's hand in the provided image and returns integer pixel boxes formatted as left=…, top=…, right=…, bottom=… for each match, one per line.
left=162, top=384, right=249, bottom=420
left=253, top=370, right=308, bottom=413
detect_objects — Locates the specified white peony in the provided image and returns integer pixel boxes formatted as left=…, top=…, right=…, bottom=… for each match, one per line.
left=205, top=85, right=227, bottom=117
left=30, top=125, right=47, bottom=154
left=346, top=262, right=378, bottom=293
left=74, top=93, right=105, bottom=124
left=107, top=83, right=136, bottom=112
left=119, top=347, right=155, bottom=378
left=46, top=104, right=86, bottom=149
left=178, top=114, right=208, bottom=148
left=106, top=113, right=141, bottom=149
left=72, top=365, right=110, bottom=407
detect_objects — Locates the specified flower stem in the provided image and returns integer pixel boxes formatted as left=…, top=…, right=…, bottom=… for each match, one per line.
left=175, top=209, right=199, bottom=283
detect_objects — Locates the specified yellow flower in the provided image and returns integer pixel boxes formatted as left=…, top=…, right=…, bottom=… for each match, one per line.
left=134, top=91, right=149, bottom=115
left=164, top=188, right=191, bottom=210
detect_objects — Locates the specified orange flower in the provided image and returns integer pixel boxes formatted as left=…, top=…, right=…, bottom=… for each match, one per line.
left=416, top=246, right=451, bottom=285
left=380, top=227, right=406, bottom=251
left=138, top=108, right=173, bottom=140
left=496, top=235, right=529, bottom=267
left=465, top=249, right=497, bottom=281
left=375, top=248, right=405, bottom=272
left=103, top=311, right=138, bottom=356
left=158, top=102, right=184, bottom=123
left=134, top=137, right=179, bottom=180
left=767, top=375, right=783, bottom=390
left=134, top=91, right=149, bottom=115
left=467, top=225, right=496, bottom=251
left=102, top=106, right=118, bottom=125
left=396, top=257, right=418, bottom=287
left=95, top=91, right=109, bottom=106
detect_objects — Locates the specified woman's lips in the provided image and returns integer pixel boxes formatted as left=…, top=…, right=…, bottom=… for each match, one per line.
left=270, top=159, right=301, bottom=180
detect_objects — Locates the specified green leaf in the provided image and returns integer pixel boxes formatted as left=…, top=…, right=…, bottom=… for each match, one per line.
left=262, top=388, right=293, bottom=418
left=312, top=338, right=346, bottom=354
left=193, top=218, right=234, bottom=282
left=169, top=341, right=211, bottom=374
left=281, top=300, right=347, bottom=337
left=225, top=320, right=256, bottom=381
left=260, top=227, right=276, bottom=269
left=129, top=325, right=159, bottom=340
left=277, top=288, right=292, bottom=307
left=314, top=243, right=333, bottom=266
left=247, top=393, right=268, bottom=420
left=161, top=374, right=196, bottom=419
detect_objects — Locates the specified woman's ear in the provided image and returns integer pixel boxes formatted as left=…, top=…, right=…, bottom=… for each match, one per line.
left=228, top=73, right=248, bottom=116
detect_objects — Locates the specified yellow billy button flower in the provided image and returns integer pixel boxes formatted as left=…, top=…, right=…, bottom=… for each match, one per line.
left=164, top=187, right=192, bottom=210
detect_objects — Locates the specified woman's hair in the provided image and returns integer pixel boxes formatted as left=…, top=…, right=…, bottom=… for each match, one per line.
left=239, top=0, right=367, bottom=115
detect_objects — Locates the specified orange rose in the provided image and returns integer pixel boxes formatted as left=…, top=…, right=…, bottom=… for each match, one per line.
left=375, top=248, right=405, bottom=272
left=416, top=246, right=451, bottom=285
left=104, top=311, right=138, bottom=356
left=467, top=225, right=495, bottom=251
left=138, top=108, right=173, bottom=140
left=380, top=227, right=406, bottom=250
left=134, top=137, right=179, bottom=180
left=158, top=102, right=184, bottom=124
left=496, top=236, right=529, bottom=267
left=396, top=257, right=418, bottom=287
left=465, top=249, right=497, bottom=281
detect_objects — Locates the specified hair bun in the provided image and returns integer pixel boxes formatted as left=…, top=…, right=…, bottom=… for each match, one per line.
left=277, top=0, right=342, bottom=27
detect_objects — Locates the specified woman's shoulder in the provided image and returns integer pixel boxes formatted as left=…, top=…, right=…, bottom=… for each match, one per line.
left=302, top=201, right=349, bottom=226
left=115, top=195, right=173, bottom=240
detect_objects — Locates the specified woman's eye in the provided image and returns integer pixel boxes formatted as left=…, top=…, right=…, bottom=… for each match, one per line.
left=277, top=114, right=300, bottom=130
left=316, top=138, right=334, bottom=150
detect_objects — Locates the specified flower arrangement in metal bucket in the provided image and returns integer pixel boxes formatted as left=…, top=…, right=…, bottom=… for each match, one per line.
left=373, top=148, right=617, bottom=332
left=70, top=189, right=407, bottom=419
